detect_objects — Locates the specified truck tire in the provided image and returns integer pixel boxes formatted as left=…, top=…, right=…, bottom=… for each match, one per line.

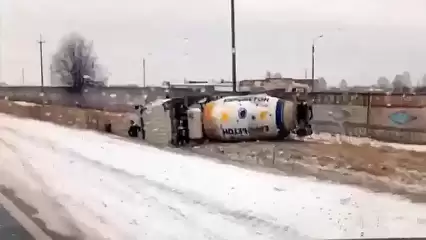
left=278, top=129, right=290, bottom=139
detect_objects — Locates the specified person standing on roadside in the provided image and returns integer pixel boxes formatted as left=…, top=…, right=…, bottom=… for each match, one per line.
left=135, top=105, right=147, bottom=140
left=128, top=120, right=141, bottom=138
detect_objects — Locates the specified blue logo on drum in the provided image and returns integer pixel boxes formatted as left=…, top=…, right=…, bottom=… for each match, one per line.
left=388, top=111, right=417, bottom=125
left=238, top=108, right=247, bottom=119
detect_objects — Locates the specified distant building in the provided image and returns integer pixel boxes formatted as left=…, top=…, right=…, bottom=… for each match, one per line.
left=166, top=79, right=235, bottom=92
left=163, top=77, right=315, bottom=93
left=349, top=86, right=386, bottom=92
left=239, top=78, right=315, bottom=92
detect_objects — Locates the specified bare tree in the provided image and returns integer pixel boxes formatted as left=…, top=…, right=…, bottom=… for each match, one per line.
left=265, top=71, right=272, bottom=78
left=51, top=32, right=107, bottom=93
left=377, top=76, right=391, bottom=89
left=402, top=71, right=412, bottom=87
left=272, top=72, right=282, bottom=78
left=392, top=74, right=411, bottom=93
left=414, top=74, right=426, bottom=93
left=339, top=79, right=348, bottom=90
left=415, top=85, right=426, bottom=93
left=315, top=77, right=327, bottom=91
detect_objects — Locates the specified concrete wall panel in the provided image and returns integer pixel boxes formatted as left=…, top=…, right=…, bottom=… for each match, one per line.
left=369, top=107, right=426, bottom=130
left=311, top=104, right=368, bottom=137
left=371, top=95, right=426, bottom=108
left=2, top=87, right=426, bottom=145
left=312, top=105, right=368, bottom=124
left=0, top=100, right=173, bottom=146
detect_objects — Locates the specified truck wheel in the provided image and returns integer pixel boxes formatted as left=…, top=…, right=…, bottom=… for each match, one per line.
left=170, top=136, right=178, bottom=147
left=278, top=129, right=290, bottom=139
left=296, top=128, right=308, bottom=137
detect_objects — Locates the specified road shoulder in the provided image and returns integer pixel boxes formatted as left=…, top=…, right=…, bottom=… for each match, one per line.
left=0, top=192, right=46, bottom=240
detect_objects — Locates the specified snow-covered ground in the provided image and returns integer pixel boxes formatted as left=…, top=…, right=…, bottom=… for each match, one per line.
left=0, top=113, right=426, bottom=240
left=12, top=101, right=39, bottom=107
left=305, top=132, right=426, bottom=152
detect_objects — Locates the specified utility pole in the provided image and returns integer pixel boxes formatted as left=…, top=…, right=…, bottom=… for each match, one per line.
left=37, top=35, right=46, bottom=91
left=304, top=68, right=308, bottom=80
left=142, top=58, right=146, bottom=87
left=183, top=38, right=189, bottom=82
left=311, top=34, right=323, bottom=82
left=21, top=68, right=25, bottom=85
left=230, top=0, right=237, bottom=92
left=311, top=29, right=341, bottom=90
left=311, top=43, right=315, bottom=82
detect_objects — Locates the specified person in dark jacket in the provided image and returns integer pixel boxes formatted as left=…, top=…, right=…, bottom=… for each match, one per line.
left=296, top=102, right=307, bottom=126
left=134, top=105, right=147, bottom=140
left=296, top=101, right=310, bottom=136
left=128, top=120, right=141, bottom=138
left=177, top=120, right=186, bottom=146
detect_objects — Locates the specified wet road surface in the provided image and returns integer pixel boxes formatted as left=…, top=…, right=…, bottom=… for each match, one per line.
left=0, top=204, right=34, bottom=240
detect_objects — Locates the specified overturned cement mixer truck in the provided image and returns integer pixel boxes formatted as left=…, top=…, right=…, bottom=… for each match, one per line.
left=164, top=91, right=314, bottom=146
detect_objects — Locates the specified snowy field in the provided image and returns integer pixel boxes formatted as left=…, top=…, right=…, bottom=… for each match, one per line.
left=0, top=113, right=426, bottom=240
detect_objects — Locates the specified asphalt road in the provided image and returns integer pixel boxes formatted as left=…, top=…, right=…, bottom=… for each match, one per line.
left=0, top=204, right=34, bottom=240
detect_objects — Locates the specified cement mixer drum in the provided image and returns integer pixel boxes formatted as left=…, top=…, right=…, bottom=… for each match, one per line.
left=202, top=94, right=297, bottom=141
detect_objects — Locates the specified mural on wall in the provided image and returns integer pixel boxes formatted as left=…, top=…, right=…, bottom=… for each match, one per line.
left=388, top=110, right=418, bottom=125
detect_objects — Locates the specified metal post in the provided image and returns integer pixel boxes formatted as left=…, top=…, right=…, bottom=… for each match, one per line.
left=184, top=38, right=189, bottom=81
left=143, top=58, right=146, bottom=87
left=37, top=35, right=46, bottom=91
left=311, top=43, right=315, bottom=82
left=311, top=34, right=323, bottom=91
left=21, top=68, right=25, bottom=85
left=230, top=0, right=237, bottom=92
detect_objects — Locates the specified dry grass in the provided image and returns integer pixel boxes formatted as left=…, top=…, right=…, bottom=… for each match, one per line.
left=194, top=140, right=426, bottom=202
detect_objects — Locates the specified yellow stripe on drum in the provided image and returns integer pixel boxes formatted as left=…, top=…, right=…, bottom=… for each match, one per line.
left=259, top=111, right=268, bottom=121
left=203, top=102, right=215, bottom=121
left=220, top=111, right=229, bottom=122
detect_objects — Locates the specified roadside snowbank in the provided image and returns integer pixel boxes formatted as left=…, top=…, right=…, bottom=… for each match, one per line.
left=305, top=133, right=426, bottom=152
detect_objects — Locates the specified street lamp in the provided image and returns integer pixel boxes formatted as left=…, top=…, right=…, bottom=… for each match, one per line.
left=230, top=0, right=237, bottom=92
left=311, top=34, right=324, bottom=82
left=143, top=58, right=146, bottom=87
left=183, top=38, right=189, bottom=82
left=311, top=28, right=342, bottom=84
left=143, top=53, right=152, bottom=87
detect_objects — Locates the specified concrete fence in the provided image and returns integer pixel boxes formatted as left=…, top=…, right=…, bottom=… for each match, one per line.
left=0, top=100, right=173, bottom=146
left=0, top=86, right=204, bottom=112
left=0, top=101, right=128, bottom=135
left=1, top=87, right=426, bottom=145
left=311, top=92, right=426, bottom=144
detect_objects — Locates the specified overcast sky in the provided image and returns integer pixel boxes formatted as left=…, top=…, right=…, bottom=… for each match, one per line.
left=2, top=0, right=426, bottom=86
